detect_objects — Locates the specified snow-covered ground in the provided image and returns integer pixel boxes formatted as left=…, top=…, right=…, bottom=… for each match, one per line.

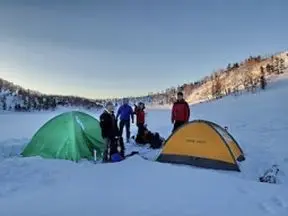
left=1, top=74, right=288, bottom=215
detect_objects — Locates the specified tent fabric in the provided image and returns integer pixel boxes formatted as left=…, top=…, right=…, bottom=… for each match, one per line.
left=21, top=111, right=106, bottom=162
left=156, top=120, right=245, bottom=171
left=208, top=121, right=245, bottom=162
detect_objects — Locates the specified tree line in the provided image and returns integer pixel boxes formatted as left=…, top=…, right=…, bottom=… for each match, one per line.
left=0, top=52, right=287, bottom=111
left=210, top=54, right=286, bottom=99
left=0, top=79, right=103, bottom=111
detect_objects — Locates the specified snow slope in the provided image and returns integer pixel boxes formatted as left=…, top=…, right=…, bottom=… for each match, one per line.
left=186, top=51, right=288, bottom=104
left=1, top=75, right=288, bottom=215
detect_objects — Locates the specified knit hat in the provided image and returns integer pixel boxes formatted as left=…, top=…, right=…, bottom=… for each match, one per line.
left=105, top=101, right=114, bottom=108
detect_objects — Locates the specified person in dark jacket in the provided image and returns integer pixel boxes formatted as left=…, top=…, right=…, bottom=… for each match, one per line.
left=100, top=101, right=125, bottom=162
left=171, top=92, right=190, bottom=132
left=116, top=98, right=134, bottom=143
left=134, top=102, right=146, bottom=139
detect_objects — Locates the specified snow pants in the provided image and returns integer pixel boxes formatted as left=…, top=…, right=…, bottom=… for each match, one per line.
left=119, top=120, right=131, bottom=141
left=137, top=123, right=145, bottom=137
left=172, top=121, right=186, bottom=133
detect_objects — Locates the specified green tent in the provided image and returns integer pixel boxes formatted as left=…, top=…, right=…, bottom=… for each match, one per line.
left=21, top=111, right=106, bottom=162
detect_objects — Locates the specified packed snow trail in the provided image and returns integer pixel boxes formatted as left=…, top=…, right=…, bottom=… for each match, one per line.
left=1, top=74, right=288, bottom=215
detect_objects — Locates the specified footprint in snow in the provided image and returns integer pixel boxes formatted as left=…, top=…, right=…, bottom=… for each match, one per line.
left=271, top=196, right=288, bottom=209
left=259, top=202, right=276, bottom=214
left=237, top=187, right=250, bottom=194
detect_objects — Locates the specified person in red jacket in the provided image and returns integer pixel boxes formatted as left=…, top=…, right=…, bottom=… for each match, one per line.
left=134, top=102, right=146, bottom=138
left=171, top=92, right=190, bottom=132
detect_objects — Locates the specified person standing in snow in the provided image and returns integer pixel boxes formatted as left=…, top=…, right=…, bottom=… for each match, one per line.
left=116, top=98, right=134, bottom=143
left=100, top=101, right=124, bottom=161
left=134, top=102, right=146, bottom=138
left=171, top=92, right=190, bottom=132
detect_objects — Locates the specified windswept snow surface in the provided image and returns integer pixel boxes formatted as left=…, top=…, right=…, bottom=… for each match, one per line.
left=1, top=75, right=288, bottom=215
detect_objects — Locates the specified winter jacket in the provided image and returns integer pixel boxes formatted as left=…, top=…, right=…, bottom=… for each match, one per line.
left=171, top=99, right=190, bottom=122
left=100, top=110, right=119, bottom=139
left=134, top=107, right=145, bottom=124
left=116, top=104, right=134, bottom=121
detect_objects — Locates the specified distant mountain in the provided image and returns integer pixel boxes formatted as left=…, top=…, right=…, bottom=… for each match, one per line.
left=1, top=50, right=287, bottom=112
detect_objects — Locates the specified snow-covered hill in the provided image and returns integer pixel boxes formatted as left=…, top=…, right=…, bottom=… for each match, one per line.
left=1, top=73, right=288, bottom=215
left=186, top=51, right=288, bottom=104
left=0, top=78, right=104, bottom=112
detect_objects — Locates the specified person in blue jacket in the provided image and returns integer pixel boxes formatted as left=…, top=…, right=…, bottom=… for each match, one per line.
left=116, top=98, right=134, bottom=143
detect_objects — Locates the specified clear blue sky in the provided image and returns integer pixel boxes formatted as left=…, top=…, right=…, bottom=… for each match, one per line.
left=0, top=0, right=287, bottom=99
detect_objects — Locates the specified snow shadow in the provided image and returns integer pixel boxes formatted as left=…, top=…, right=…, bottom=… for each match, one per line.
left=0, top=139, right=29, bottom=161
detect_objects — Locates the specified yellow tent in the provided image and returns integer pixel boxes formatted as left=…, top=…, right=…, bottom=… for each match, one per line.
left=157, top=120, right=245, bottom=171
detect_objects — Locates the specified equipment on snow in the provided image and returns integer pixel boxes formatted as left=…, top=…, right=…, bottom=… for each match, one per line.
left=132, top=125, right=165, bottom=149
left=259, top=165, right=280, bottom=184
left=93, top=149, right=97, bottom=163
left=102, top=151, right=140, bottom=163
left=103, top=136, right=125, bottom=162
left=111, top=152, right=124, bottom=162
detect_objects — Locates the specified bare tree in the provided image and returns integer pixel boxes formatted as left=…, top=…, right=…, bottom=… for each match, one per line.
left=260, top=69, right=267, bottom=90
left=279, top=58, right=285, bottom=74
left=211, top=75, right=222, bottom=98
left=273, top=57, right=280, bottom=74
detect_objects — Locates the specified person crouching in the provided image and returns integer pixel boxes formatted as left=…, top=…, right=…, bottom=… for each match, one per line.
left=100, top=101, right=125, bottom=162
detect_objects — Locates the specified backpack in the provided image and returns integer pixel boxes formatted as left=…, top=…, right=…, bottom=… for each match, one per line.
left=150, top=132, right=164, bottom=149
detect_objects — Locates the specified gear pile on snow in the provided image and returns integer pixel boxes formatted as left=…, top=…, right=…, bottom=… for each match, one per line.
left=259, top=165, right=280, bottom=184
